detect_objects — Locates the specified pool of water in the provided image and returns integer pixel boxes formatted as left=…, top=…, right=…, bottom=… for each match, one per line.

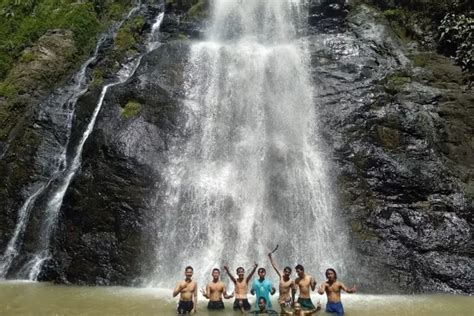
left=0, top=281, right=472, bottom=315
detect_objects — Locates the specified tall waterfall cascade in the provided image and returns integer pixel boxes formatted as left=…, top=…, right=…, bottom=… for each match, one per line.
left=150, top=0, right=349, bottom=286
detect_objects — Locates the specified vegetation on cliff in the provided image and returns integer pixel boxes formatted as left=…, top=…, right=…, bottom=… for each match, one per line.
left=359, top=0, right=473, bottom=74
left=0, top=0, right=135, bottom=143
left=0, top=0, right=134, bottom=81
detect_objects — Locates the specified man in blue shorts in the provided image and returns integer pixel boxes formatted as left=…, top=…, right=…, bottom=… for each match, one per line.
left=251, top=267, right=276, bottom=310
left=317, top=268, right=356, bottom=315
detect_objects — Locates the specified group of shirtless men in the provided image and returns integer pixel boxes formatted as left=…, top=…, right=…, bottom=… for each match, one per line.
left=173, top=253, right=356, bottom=315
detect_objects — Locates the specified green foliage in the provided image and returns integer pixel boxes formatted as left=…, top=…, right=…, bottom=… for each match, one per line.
left=115, top=16, right=145, bottom=54
left=0, top=80, right=17, bottom=98
left=121, top=101, right=141, bottom=119
left=0, top=0, right=133, bottom=80
left=439, top=13, right=473, bottom=72
left=383, top=8, right=403, bottom=21
left=187, top=0, right=206, bottom=18
left=18, top=50, right=35, bottom=63
left=384, top=72, right=412, bottom=94
left=90, top=68, right=104, bottom=88
left=411, top=53, right=430, bottom=67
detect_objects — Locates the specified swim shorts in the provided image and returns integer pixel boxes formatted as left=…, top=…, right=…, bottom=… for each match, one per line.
left=326, top=301, right=344, bottom=315
left=207, top=300, right=225, bottom=310
left=177, top=300, right=193, bottom=314
left=297, top=297, right=315, bottom=310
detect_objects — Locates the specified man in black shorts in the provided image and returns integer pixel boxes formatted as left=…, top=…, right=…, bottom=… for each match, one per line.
left=201, top=268, right=233, bottom=310
left=224, top=263, right=258, bottom=312
left=173, top=266, right=198, bottom=314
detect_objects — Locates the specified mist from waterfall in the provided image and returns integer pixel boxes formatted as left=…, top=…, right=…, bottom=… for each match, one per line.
left=150, top=0, right=349, bottom=287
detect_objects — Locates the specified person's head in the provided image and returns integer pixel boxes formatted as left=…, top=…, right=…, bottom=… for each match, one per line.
left=294, top=302, right=302, bottom=313
left=236, top=267, right=245, bottom=278
left=258, top=297, right=267, bottom=311
left=326, top=268, right=337, bottom=281
left=212, top=268, right=220, bottom=280
left=283, top=266, right=292, bottom=278
left=185, top=266, right=193, bottom=280
left=295, top=264, right=304, bottom=278
left=258, top=267, right=266, bottom=279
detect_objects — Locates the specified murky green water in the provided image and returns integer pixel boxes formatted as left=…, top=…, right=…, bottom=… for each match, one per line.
left=0, top=281, right=472, bottom=315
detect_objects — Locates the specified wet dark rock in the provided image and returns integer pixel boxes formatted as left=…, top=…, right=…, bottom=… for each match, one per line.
left=311, top=4, right=473, bottom=294
left=39, top=42, right=191, bottom=285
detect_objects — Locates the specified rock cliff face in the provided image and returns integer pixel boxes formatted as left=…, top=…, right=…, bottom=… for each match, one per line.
left=0, top=0, right=472, bottom=292
left=307, top=1, right=472, bottom=293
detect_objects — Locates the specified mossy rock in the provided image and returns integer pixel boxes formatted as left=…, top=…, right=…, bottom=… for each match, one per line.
left=187, top=0, right=207, bottom=18
left=90, top=69, right=104, bottom=88
left=377, top=125, right=400, bottom=149
left=121, top=101, right=141, bottom=119
left=384, top=72, right=412, bottom=93
left=114, top=16, right=145, bottom=57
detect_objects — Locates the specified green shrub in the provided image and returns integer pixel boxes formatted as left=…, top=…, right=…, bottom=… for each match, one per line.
left=90, top=68, right=104, bottom=88
left=121, top=101, right=141, bottom=119
left=114, top=16, right=145, bottom=54
left=0, top=0, right=134, bottom=82
left=439, top=13, right=473, bottom=72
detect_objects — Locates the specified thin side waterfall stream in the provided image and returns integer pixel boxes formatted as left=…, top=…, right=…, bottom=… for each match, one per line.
left=0, top=6, right=164, bottom=280
left=23, top=11, right=165, bottom=281
left=150, top=0, right=349, bottom=286
left=0, top=5, right=138, bottom=278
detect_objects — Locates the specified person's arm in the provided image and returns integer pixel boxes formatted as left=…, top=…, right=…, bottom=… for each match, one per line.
left=200, top=284, right=210, bottom=299
left=270, top=285, right=276, bottom=295
left=310, top=276, right=316, bottom=291
left=304, top=301, right=322, bottom=315
left=246, top=262, right=258, bottom=284
left=250, top=279, right=256, bottom=295
left=317, top=282, right=326, bottom=295
left=173, top=282, right=184, bottom=297
left=291, top=280, right=296, bottom=305
left=268, top=253, right=282, bottom=279
left=224, top=265, right=237, bottom=284
left=223, top=284, right=234, bottom=299
left=192, top=284, right=198, bottom=314
left=341, top=283, right=357, bottom=294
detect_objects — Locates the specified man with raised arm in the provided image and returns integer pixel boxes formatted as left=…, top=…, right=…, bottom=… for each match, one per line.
left=251, top=267, right=276, bottom=310
left=173, top=266, right=198, bottom=314
left=224, top=262, right=258, bottom=313
left=318, top=268, right=356, bottom=316
left=201, top=268, right=234, bottom=310
left=283, top=302, right=321, bottom=315
left=268, top=253, right=295, bottom=313
left=294, top=265, right=317, bottom=310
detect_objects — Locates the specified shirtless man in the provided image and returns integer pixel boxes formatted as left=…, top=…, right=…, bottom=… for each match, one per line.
left=224, top=262, right=258, bottom=313
left=201, top=268, right=234, bottom=310
left=268, top=253, right=295, bottom=313
left=173, top=266, right=198, bottom=314
left=248, top=297, right=279, bottom=315
left=294, top=265, right=316, bottom=310
left=317, top=268, right=356, bottom=315
left=282, top=302, right=321, bottom=315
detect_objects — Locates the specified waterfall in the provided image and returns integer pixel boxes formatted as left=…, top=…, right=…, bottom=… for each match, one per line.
left=0, top=30, right=111, bottom=279
left=150, top=0, right=348, bottom=286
